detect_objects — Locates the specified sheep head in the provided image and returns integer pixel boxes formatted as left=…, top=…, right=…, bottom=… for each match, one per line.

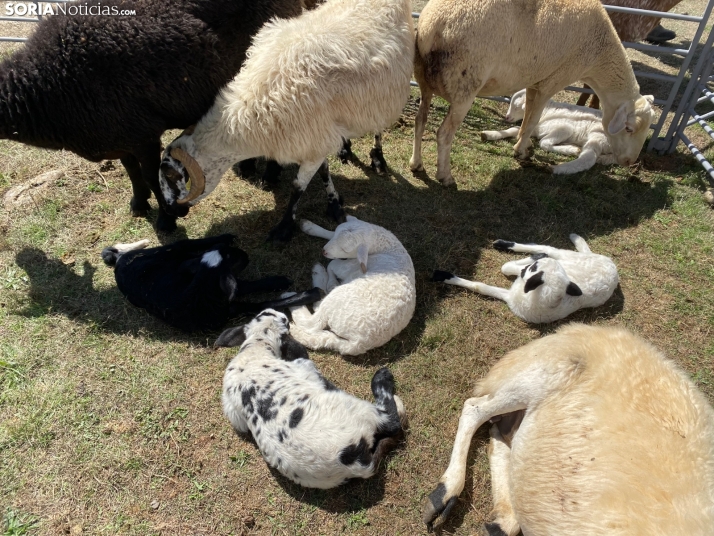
left=519, top=258, right=582, bottom=309
left=322, top=216, right=371, bottom=273
left=603, top=94, right=655, bottom=167
left=505, top=89, right=527, bottom=123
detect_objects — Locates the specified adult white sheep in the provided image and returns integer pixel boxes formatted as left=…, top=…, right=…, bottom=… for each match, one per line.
left=481, top=89, right=631, bottom=174
left=432, top=234, right=619, bottom=323
left=422, top=323, right=714, bottom=534
left=158, top=0, right=414, bottom=241
left=410, top=0, right=656, bottom=185
left=217, top=309, right=407, bottom=489
left=288, top=215, right=416, bottom=355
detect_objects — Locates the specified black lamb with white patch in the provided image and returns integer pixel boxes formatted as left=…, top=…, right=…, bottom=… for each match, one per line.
left=0, top=0, right=304, bottom=232
left=101, top=235, right=320, bottom=332
left=217, top=310, right=407, bottom=488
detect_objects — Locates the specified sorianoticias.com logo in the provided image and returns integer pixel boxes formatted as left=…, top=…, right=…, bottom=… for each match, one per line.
left=5, top=2, right=136, bottom=16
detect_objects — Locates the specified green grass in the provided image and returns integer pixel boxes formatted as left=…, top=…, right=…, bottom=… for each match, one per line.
left=0, top=92, right=713, bottom=535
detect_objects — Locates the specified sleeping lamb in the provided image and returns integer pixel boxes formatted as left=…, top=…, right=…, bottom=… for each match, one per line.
left=480, top=89, right=620, bottom=174
left=432, top=234, right=618, bottom=323
left=288, top=216, right=416, bottom=355
left=218, top=309, right=407, bottom=489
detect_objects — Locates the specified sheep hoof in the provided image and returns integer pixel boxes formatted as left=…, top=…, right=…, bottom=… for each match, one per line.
left=409, top=159, right=424, bottom=172
left=481, top=522, right=508, bottom=536
left=267, top=222, right=295, bottom=243
left=493, top=240, right=515, bottom=252
left=437, top=174, right=455, bottom=187
left=514, top=146, right=533, bottom=161
left=130, top=197, right=151, bottom=217
left=369, top=147, right=387, bottom=175
left=337, top=139, right=353, bottom=164
left=326, top=195, right=346, bottom=223
left=422, top=483, right=459, bottom=531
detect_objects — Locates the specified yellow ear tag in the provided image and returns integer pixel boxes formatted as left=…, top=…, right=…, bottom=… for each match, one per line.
left=185, top=178, right=192, bottom=192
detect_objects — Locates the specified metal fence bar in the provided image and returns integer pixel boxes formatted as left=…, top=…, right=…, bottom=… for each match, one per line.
left=679, top=132, right=714, bottom=186
left=601, top=5, right=703, bottom=22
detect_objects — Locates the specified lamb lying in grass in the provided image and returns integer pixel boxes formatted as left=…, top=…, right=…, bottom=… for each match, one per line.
left=480, top=89, right=621, bottom=174
left=218, top=309, right=407, bottom=489
left=423, top=324, right=714, bottom=534
left=288, top=216, right=416, bottom=355
left=433, top=234, right=618, bottom=323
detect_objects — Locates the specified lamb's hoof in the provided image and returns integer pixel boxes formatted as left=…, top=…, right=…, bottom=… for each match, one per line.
left=130, top=197, right=151, bottom=217
left=326, top=195, right=346, bottom=223
left=704, top=188, right=714, bottom=206
left=155, top=212, right=178, bottom=233
left=431, top=270, right=455, bottom=283
left=423, top=483, right=459, bottom=532
left=337, top=139, right=353, bottom=164
left=493, top=240, right=515, bottom=252
left=369, top=147, right=387, bottom=175
left=268, top=222, right=295, bottom=243
left=437, top=174, right=456, bottom=187
left=481, top=522, right=509, bottom=536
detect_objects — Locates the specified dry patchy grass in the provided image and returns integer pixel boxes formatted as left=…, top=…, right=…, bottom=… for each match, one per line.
left=0, top=91, right=713, bottom=536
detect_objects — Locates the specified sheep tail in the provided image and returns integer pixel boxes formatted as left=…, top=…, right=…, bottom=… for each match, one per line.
left=569, top=234, right=592, bottom=253
left=369, top=368, right=406, bottom=469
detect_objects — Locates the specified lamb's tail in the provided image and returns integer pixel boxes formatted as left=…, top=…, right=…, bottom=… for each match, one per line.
left=100, top=239, right=150, bottom=266
left=369, top=368, right=407, bottom=469
left=569, top=234, right=592, bottom=253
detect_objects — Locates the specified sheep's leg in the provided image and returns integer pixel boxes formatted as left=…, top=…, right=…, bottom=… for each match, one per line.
left=543, top=144, right=581, bottom=157
left=480, top=126, right=520, bottom=142
left=299, top=220, right=335, bottom=240
left=432, top=272, right=510, bottom=302
left=326, top=259, right=358, bottom=292
left=136, top=142, right=177, bottom=233
left=435, top=99, right=473, bottom=185
left=337, top=138, right=353, bottom=164
left=120, top=154, right=151, bottom=216
left=493, top=239, right=564, bottom=259
left=568, top=234, right=591, bottom=254
left=370, top=132, right=387, bottom=175
left=312, top=263, right=328, bottom=292
left=538, top=128, right=576, bottom=155
left=500, top=258, right=535, bottom=277
left=268, top=159, right=324, bottom=242
left=513, top=89, right=550, bottom=161
left=422, top=394, right=526, bottom=530
left=317, top=160, right=345, bottom=224
left=410, top=87, right=433, bottom=173
left=552, top=138, right=602, bottom=175
left=484, top=425, right=520, bottom=536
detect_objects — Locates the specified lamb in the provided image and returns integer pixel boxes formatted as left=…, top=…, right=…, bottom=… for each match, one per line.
left=422, top=324, right=714, bottom=534
left=287, top=216, right=416, bottom=355
left=157, top=0, right=415, bottom=241
left=101, top=235, right=321, bottom=332
left=481, top=89, right=620, bottom=174
left=432, top=234, right=619, bottom=323
left=0, top=0, right=305, bottom=232
left=217, top=309, right=407, bottom=489
left=410, top=0, right=656, bottom=185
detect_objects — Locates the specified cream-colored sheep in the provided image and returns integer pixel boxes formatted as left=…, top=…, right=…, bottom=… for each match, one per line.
left=410, top=0, right=655, bottom=185
left=423, top=324, right=714, bottom=534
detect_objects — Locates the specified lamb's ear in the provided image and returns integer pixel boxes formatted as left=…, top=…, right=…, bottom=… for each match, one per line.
left=280, top=334, right=309, bottom=361
left=357, top=244, right=369, bottom=273
left=644, top=94, right=654, bottom=105
left=345, top=215, right=359, bottom=222
left=214, top=325, right=248, bottom=348
left=523, top=271, right=545, bottom=293
left=566, top=281, right=583, bottom=296
left=608, top=103, right=629, bottom=135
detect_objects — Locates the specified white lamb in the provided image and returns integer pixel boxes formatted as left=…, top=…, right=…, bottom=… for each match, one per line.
left=422, top=324, right=714, bottom=534
left=480, top=89, right=617, bottom=174
left=432, top=234, right=618, bottom=323
left=288, top=215, right=416, bottom=355
left=158, top=0, right=414, bottom=241
left=218, top=309, right=407, bottom=489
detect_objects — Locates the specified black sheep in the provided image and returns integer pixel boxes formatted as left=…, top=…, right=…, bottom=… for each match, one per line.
left=101, top=234, right=321, bottom=332
left=0, top=0, right=304, bottom=232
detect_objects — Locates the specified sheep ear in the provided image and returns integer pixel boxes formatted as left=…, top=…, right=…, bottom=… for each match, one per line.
left=214, top=325, right=247, bottom=348
left=644, top=94, right=654, bottom=104
left=357, top=244, right=369, bottom=273
left=280, top=334, right=309, bottom=361
left=566, top=282, right=583, bottom=296
left=523, top=271, right=545, bottom=293
left=345, top=215, right=359, bottom=222
left=608, top=103, right=629, bottom=135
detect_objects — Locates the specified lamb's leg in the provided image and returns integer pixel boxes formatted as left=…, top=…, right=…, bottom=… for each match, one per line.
left=316, top=160, right=345, bottom=224
left=568, top=234, right=591, bottom=253
left=484, top=425, right=520, bottom=536
left=542, top=144, right=581, bottom=157
left=120, top=153, right=151, bottom=216
left=370, top=132, right=387, bottom=175
left=312, top=263, right=328, bottom=292
left=337, top=138, right=353, bottom=163
left=513, top=88, right=550, bottom=161
left=493, top=240, right=564, bottom=259
left=480, top=126, right=520, bottom=142
left=435, top=99, right=474, bottom=185
left=537, top=128, right=576, bottom=155
left=551, top=137, right=602, bottom=174
left=500, top=257, right=535, bottom=277
left=268, top=159, right=324, bottom=242
left=300, top=219, right=335, bottom=240
left=326, top=258, right=359, bottom=292
left=432, top=271, right=510, bottom=302
left=410, top=87, right=433, bottom=173
left=262, top=160, right=283, bottom=186
left=136, top=142, right=178, bottom=233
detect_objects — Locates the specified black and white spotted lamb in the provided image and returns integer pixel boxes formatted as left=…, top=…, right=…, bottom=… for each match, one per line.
left=101, top=235, right=320, bottom=332
left=217, top=310, right=407, bottom=489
